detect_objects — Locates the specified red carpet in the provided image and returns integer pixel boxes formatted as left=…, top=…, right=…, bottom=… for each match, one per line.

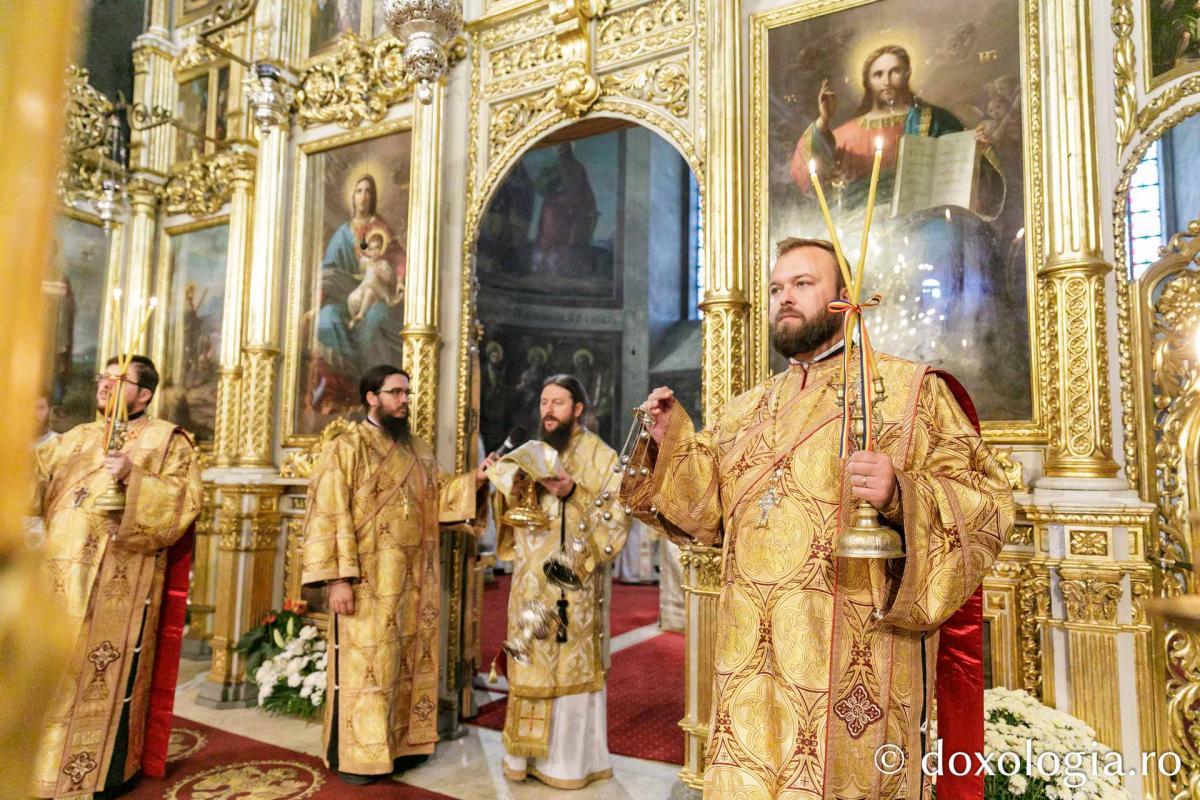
left=480, top=573, right=662, bottom=679
left=471, top=625, right=685, bottom=765
left=120, top=716, right=453, bottom=799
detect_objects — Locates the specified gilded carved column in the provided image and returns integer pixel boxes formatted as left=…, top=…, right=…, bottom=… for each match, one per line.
left=214, top=157, right=256, bottom=466
left=678, top=546, right=722, bottom=793
left=237, top=66, right=294, bottom=468
left=1027, top=508, right=1166, bottom=798
left=699, top=0, right=748, bottom=422
left=1038, top=0, right=1118, bottom=479
left=677, top=2, right=747, bottom=795
left=120, top=176, right=161, bottom=355
left=130, top=36, right=174, bottom=178
left=403, top=82, right=444, bottom=444
left=197, top=485, right=283, bottom=706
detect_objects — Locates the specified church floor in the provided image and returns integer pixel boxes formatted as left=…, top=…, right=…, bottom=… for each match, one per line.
left=171, top=625, right=682, bottom=799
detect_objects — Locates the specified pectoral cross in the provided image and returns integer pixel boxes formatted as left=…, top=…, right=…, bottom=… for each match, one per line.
left=72, top=487, right=90, bottom=508
left=757, top=481, right=781, bottom=528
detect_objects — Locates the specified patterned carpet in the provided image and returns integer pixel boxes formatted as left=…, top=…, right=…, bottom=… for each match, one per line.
left=120, top=717, right=454, bottom=799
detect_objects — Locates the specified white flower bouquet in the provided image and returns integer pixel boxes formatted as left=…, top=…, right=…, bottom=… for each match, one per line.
left=235, top=602, right=328, bottom=719
left=980, top=687, right=1127, bottom=800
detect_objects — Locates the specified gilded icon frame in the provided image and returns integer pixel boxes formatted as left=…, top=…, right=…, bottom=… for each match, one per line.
left=748, top=0, right=1047, bottom=443
left=280, top=115, right=415, bottom=447
left=150, top=214, right=232, bottom=447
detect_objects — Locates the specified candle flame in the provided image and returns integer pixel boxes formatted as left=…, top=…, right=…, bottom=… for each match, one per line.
left=148, top=296, right=159, bottom=308
left=113, top=288, right=122, bottom=300
left=874, top=136, right=884, bottom=152
left=808, top=158, right=817, bottom=175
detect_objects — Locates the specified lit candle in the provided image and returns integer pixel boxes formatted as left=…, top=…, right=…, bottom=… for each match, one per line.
left=808, top=159, right=855, bottom=290
left=853, top=137, right=884, bottom=302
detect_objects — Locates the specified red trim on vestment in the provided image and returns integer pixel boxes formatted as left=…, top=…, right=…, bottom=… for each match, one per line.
left=141, top=525, right=195, bottom=777
left=929, top=369, right=985, bottom=800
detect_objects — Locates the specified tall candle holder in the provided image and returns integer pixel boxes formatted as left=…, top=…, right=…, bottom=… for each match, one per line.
left=809, top=139, right=904, bottom=560
left=93, top=291, right=157, bottom=515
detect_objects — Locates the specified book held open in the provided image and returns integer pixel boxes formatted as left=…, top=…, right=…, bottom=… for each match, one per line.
left=890, top=131, right=980, bottom=218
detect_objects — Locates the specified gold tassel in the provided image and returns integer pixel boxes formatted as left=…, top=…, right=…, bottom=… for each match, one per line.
left=488, top=657, right=499, bottom=684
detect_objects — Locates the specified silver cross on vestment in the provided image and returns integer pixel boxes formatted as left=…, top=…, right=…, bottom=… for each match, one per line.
left=756, top=470, right=784, bottom=528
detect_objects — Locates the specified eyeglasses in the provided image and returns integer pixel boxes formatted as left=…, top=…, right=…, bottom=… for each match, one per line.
left=375, top=388, right=410, bottom=398
left=95, top=373, right=148, bottom=390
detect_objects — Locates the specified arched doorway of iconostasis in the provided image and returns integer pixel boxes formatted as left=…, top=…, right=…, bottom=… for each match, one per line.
left=467, top=118, right=700, bottom=765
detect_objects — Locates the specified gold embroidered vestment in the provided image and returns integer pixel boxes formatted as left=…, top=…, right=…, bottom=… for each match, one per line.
left=621, top=354, right=1013, bottom=799
left=301, top=423, right=479, bottom=775
left=32, top=417, right=202, bottom=798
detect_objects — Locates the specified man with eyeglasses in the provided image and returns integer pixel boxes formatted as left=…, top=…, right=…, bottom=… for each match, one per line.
left=301, top=365, right=495, bottom=785
left=31, top=355, right=202, bottom=799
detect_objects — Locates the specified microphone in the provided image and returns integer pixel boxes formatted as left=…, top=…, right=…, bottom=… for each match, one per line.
left=495, top=426, right=528, bottom=458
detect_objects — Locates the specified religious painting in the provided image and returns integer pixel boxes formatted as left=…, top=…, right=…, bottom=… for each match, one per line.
left=176, top=0, right=220, bottom=26
left=175, top=66, right=229, bottom=160
left=1149, top=0, right=1200, bottom=86
left=309, top=0, right=363, bottom=57
left=475, top=130, right=625, bottom=308
left=176, top=73, right=209, bottom=162
left=754, top=0, right=1036, bottom=424
left=284, top=121, right=412, bottom=442
left=45, top=214, right=112, bottom=431
left=479, top=325, right=622, bottom=450
left=156, top=221, right=229, bottom=443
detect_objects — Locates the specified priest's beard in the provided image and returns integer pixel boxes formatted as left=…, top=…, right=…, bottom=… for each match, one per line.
left=771, top=308, right=841, bottom=360
left=378, top=414, right=412, bottom=445
left=540, top=416, right=576, bottom=453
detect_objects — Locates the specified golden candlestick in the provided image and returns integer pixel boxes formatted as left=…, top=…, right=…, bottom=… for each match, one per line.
left=809, top=149, right=903, bottom=561
left=93, top=419, right=128, bottom=513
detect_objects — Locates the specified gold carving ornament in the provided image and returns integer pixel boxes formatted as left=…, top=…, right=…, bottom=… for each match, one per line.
left=1111, top=0, right=1135, bottom=148
left=1059, top=573, right=1123, bottom=624
left=597, top=0, right=687, bottom=47
left=1068, top=528, right=1108, bottom=557
left=279, top=417, right=357, bottom=479
left=58, top=64, right=114, bottom=204
left=294, top=32, right=466, bottom=129
left=599, top=58, right=689, bottom=117
left=1018, top=567, right=1049, bottom=699
left=679, top=545, right=721, bottom=592
left=554, top=61, right=602, bottom=117
left=163, top=150, right=255, bottom=217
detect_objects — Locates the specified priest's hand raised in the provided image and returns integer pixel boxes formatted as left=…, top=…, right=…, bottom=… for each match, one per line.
left=845, top=450, right=898, bottom=512
left=329, top=580, right=355, bottom=616
left=641, top=387, right=675, bottom=444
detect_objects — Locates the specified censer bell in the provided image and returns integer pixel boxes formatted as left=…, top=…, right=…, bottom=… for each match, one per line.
left=501, top=477, right=550, bottom=530
left=501, top=634, right=533, bottom=665
left=543, top=536, right=589, bottom=591
left=517, top=601, right=561, bottom=640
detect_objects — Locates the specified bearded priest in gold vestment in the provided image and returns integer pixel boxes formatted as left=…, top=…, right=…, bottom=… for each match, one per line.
left=32, top=356, right=202, bottom=798
left=496, top=375, right=631, bottom=789
left=622, top=239, right=1014, bottom=799
left=301, top=365, right=491, bottom=785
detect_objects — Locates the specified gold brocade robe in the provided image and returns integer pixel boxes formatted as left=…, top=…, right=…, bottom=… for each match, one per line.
left=495, top=428, right=631, bottom=758
left=620, top=353, right=1014, bottom=799
left=300, top=423, right=480, bottom=776
left=32, top=417, right=202, bottom=798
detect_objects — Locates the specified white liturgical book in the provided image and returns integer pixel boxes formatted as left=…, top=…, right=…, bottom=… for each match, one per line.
left=890, top=130, right=980, bottom=218
left=487, top=440, right=563, bottom=499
